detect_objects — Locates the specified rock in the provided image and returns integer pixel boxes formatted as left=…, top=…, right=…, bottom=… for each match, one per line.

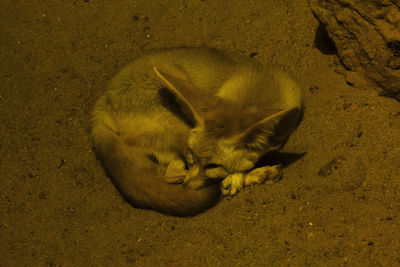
left=309, top=0, right=400, bottom=100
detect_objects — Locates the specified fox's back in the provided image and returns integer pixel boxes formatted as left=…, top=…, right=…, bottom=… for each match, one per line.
left=102, top=47, right=300, bottom=114
left=93, top=48, right=236, bottom=125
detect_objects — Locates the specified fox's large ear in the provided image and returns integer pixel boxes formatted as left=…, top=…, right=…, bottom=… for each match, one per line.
left=154, top=67, right=205, bottom=127
left=238, top=107, right=301, bottom=151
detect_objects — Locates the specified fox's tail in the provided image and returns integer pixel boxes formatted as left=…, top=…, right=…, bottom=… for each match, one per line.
left=91, top=121, right=220, bottom=216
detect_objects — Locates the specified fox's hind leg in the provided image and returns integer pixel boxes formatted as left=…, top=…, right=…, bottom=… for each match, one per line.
left=244, top=164, right=282, bottom=186
left=150, top=151, right=187, bottom=184
left=165, top=159, right=187, bottom=184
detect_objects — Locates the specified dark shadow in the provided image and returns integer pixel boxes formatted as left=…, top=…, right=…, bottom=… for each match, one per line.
left=314, top=23, right=337, bottom=55
left=158, top=87, right=196, bottom=128
left=255, top=151, right=306, bottom=168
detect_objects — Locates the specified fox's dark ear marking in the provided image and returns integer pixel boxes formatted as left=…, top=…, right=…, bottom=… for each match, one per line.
left=154, top=67, right=204, bottom=127
left=239, top=107, right=301, bottom=151
left=158, top=88, right=196, bottom=128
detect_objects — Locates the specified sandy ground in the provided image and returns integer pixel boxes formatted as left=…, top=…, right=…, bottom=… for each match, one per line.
left=1, top=0, right=400, bottom=266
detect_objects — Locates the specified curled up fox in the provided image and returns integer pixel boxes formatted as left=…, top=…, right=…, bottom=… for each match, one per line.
left=92, top=48, right=302, bottom=216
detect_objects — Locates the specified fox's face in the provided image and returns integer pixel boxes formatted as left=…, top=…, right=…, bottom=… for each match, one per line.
left=187, top=113, right=264, bottom=178
left=187, top=129, right=258, bottom=178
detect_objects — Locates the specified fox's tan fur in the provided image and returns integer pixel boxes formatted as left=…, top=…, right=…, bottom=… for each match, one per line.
left=92, top=48, right=302, bottom=216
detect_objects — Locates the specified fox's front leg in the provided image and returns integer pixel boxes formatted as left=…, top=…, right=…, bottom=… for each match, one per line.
left=244, top=164, right=282, bottom=186
left=221, top=173, right=245, bottom=196
left=221, top=165, right=282, bottom=196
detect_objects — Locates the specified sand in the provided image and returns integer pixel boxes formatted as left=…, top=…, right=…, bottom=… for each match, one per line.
left=1, top=0, right=400, bottom=265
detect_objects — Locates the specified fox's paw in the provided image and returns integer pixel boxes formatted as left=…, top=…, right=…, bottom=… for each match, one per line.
left=221, top=173, right=245, bottom=196
left=244, top=164, right=282, bottom=186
